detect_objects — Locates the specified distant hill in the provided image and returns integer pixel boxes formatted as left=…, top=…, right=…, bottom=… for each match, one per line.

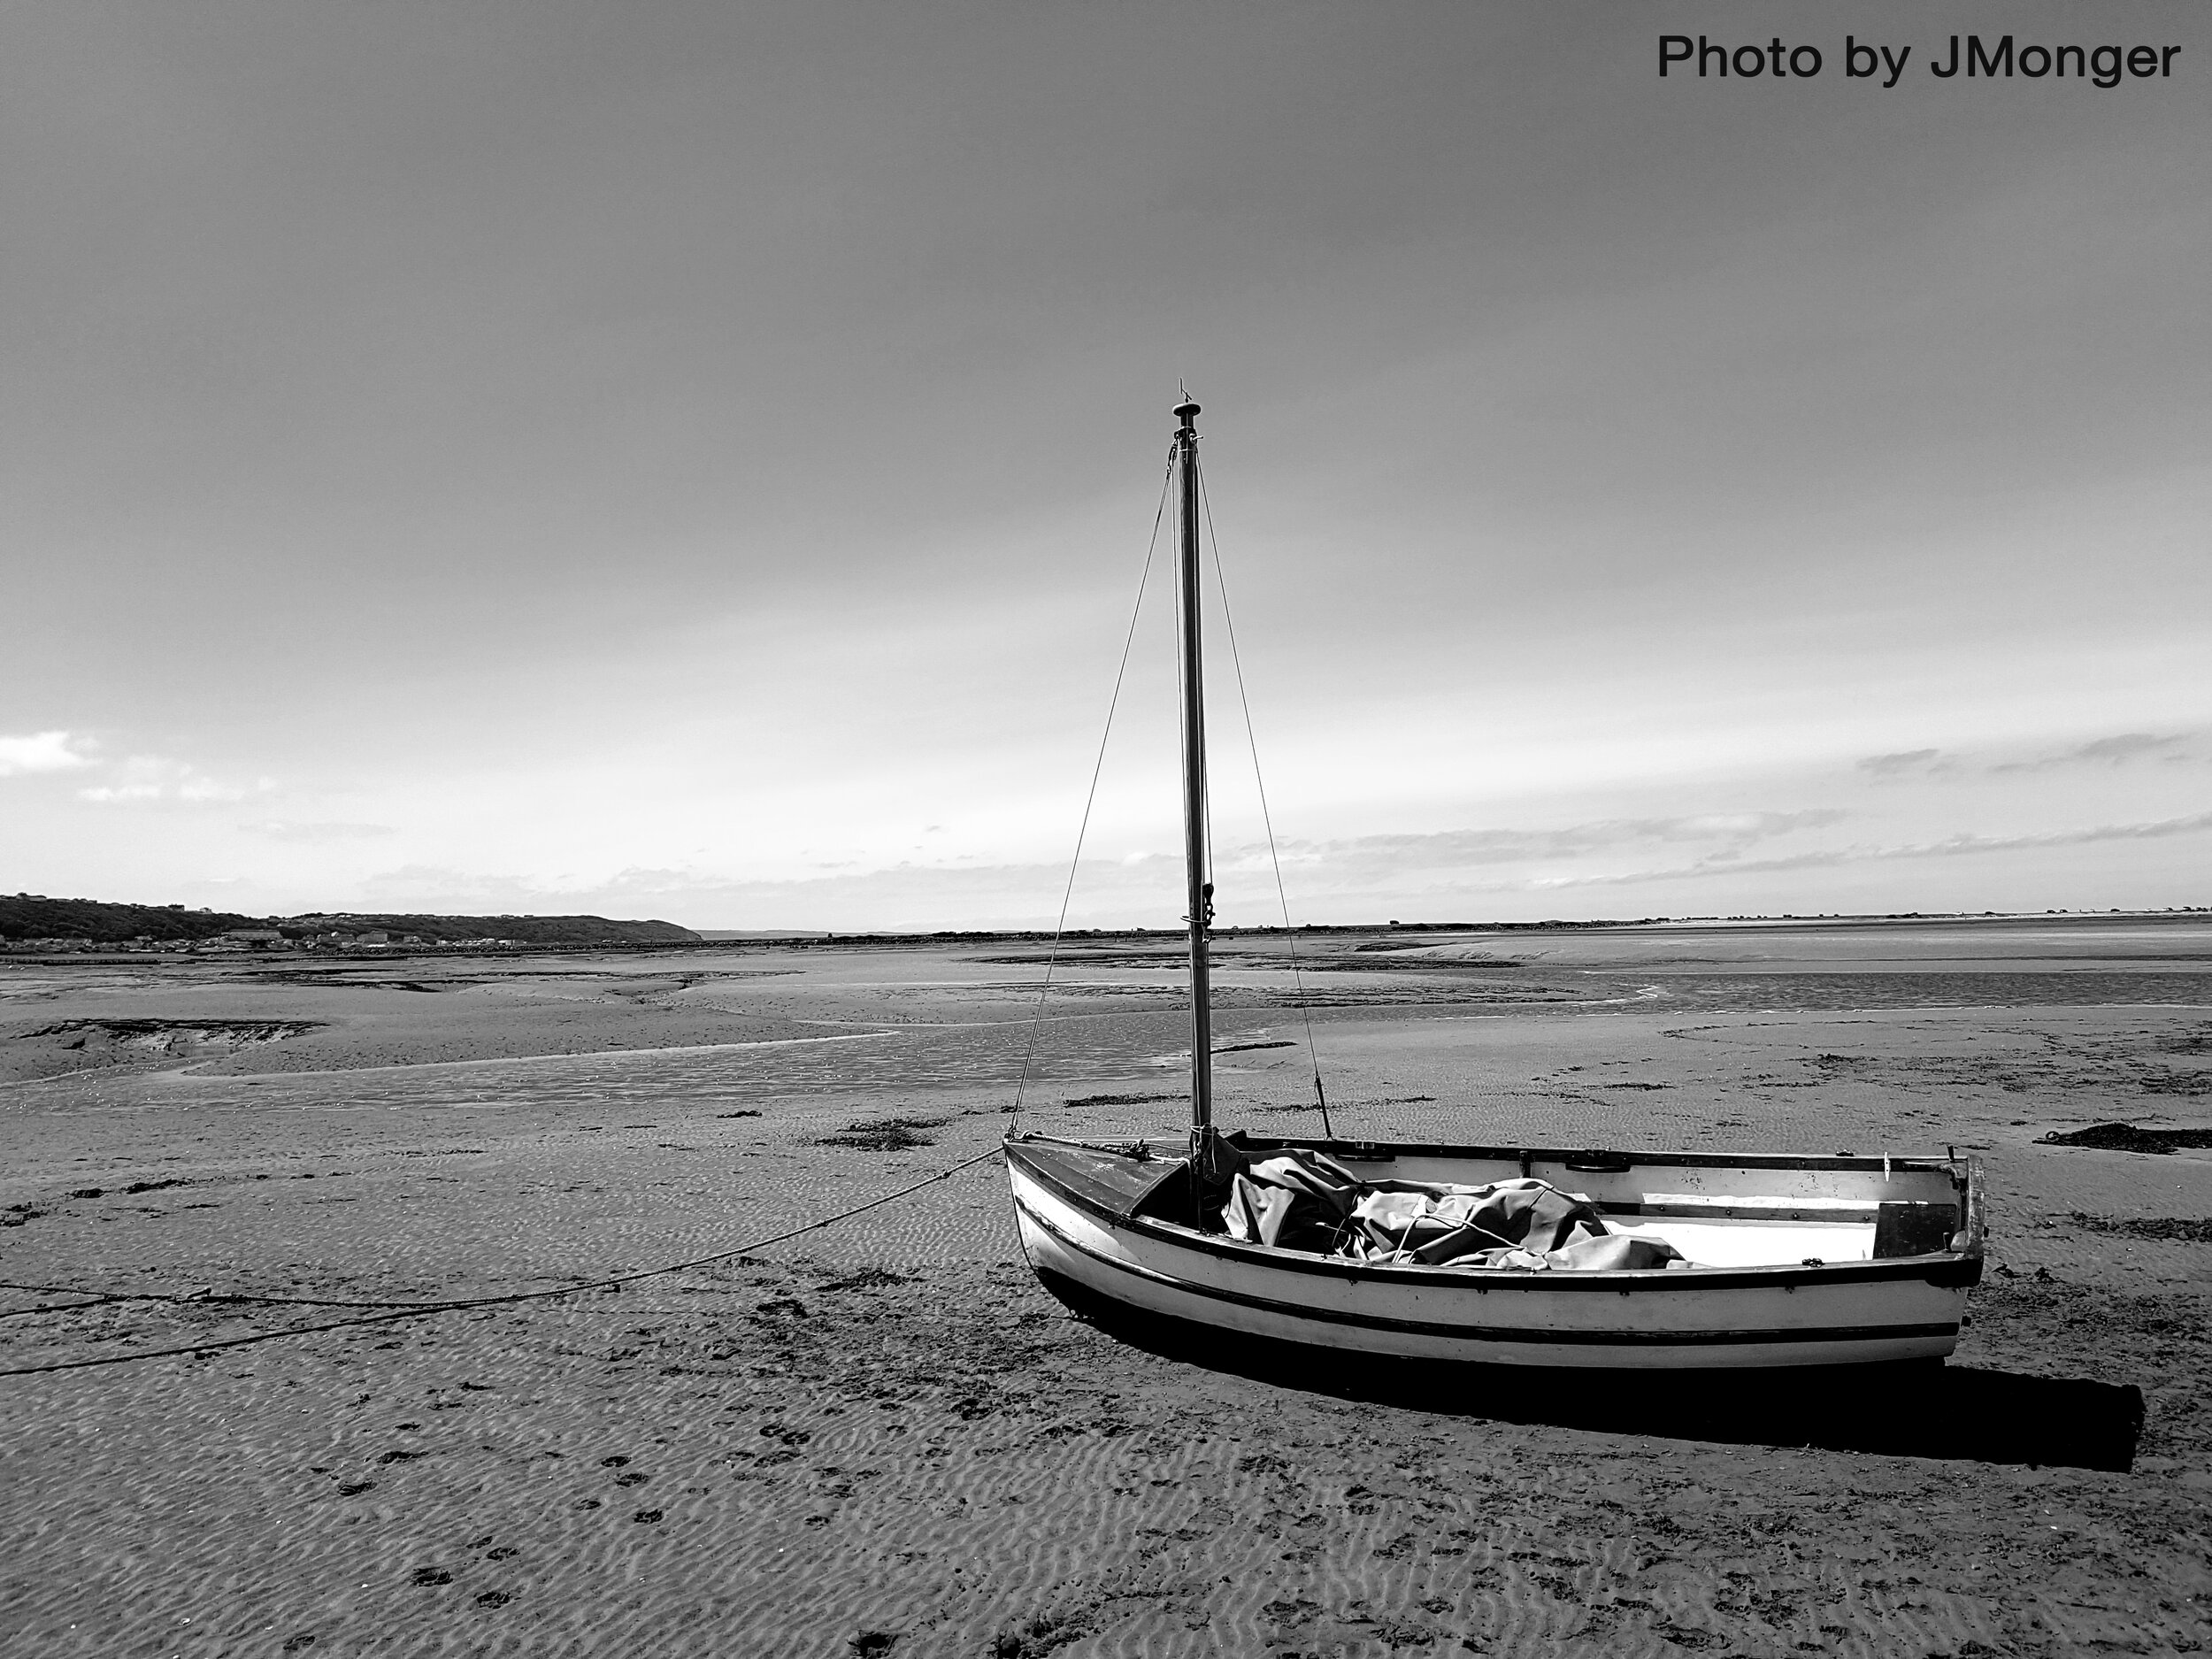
left=1, top=895, right=701, bottom=948
left=0, top=895, right=263, bottom=942
left=286, top=912, right=702, bottom=947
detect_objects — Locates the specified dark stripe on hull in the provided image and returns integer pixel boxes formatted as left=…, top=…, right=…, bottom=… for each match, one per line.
left=1013, top=1191, right=1958, bottom=1351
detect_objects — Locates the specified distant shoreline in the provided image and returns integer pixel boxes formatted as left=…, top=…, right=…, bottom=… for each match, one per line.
left=8, top=904, right=2210, bottom=965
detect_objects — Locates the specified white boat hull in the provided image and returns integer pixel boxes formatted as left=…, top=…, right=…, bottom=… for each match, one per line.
left=1006, top=1136, right=1979, bottom=1371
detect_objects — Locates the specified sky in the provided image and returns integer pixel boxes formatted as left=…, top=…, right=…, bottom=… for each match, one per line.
left=4, top=2, right=2208, bottom=930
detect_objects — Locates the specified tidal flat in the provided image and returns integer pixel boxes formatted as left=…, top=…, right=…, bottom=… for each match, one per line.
left=2, top=915, right=2208, bottom=1656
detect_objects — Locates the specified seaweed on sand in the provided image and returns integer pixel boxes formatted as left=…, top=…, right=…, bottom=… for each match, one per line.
left=815, top=1117, right=949, bottom=1151
left=2037, top=1122, right=2212, bottom=1154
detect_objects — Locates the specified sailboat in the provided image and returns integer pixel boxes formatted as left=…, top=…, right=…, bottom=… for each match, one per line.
left=1003, top=398, right=1983, bottom=1370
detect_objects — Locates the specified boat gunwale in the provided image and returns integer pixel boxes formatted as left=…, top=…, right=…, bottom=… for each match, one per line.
left=1006, top=1127, right=1975, bottom=1176
left=1229, top=1129, right=1972, bottom=1178
left=1003, top=1133, right=1984, bottom=1294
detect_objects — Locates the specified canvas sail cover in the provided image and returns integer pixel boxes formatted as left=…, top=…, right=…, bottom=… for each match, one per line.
left=1221, top=1148, right=1686, bottom=1271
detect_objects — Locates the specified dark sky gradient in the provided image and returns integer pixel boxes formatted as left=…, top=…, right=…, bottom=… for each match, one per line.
left=5, top=3, right=2207, bottom=925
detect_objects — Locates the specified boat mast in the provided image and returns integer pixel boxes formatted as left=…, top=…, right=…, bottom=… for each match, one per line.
left=1173, top=396, right=1216, bottom=1156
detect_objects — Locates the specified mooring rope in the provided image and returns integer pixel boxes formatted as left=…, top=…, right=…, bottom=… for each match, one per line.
left=0, top=1144, right=1007, bottom=1379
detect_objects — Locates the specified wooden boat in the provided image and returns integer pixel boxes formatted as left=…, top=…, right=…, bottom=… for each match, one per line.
left=1004, top=398, right=1983, bottom=1371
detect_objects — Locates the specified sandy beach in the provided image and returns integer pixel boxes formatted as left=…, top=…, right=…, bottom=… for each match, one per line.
left=3, top=916, right=2208, bottom=1657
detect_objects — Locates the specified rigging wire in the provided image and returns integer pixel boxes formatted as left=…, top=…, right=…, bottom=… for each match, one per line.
left=0, top=1143, right=1005, bottom=1379
left=1006, top=451, right=1178, bottom=1136
left=1194, top=451, right=1334, bottom=1139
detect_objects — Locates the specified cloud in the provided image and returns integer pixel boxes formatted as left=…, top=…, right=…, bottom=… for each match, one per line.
left=1519, top=809, right=2212, bottom=890
left=0, top=730, right=95, bottom=776
left=242, top=820, right=396, bottom=843
left=1856, top=749, right=1950, bottom=776
left=0, top=731, right=276, bottom=801
left=357, top=865, right=586, bottom=910
left=1268, top=810, right=1850, bottom=876
left=79, top=756, right=273, bottom=804
left=1858, top=733, right=2200, bottom=780
left=1993, top=732, right=2193, bottom=772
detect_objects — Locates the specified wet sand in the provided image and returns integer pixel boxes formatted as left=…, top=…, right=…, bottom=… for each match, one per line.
left=3, top=918, right=2208, bottom=1656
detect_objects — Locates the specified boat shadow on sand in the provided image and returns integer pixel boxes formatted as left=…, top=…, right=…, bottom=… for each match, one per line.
left=1039, top=1271, right=2146, bottom=1473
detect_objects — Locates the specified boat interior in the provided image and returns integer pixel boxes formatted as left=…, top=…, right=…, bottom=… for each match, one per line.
left=1095, top=1133, right=1979, bottom=1269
